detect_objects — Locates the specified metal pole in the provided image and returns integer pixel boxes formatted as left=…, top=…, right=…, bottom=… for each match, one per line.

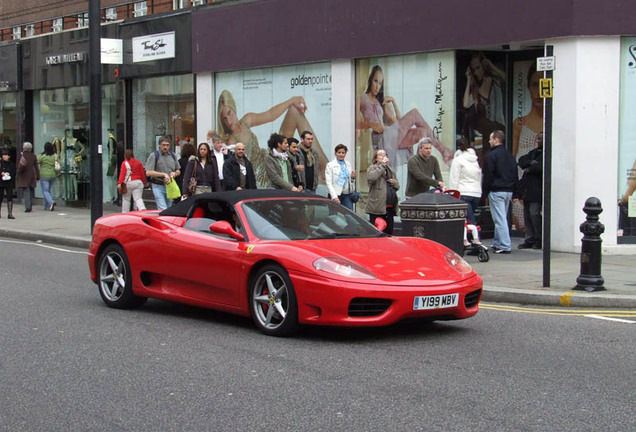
left=89, top=0, right=103, bottom=230
left=542, top=44, right=553, bottom=287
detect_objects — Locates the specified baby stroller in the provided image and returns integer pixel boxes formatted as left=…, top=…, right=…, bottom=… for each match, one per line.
left=442, top=189, right=489, bottom=263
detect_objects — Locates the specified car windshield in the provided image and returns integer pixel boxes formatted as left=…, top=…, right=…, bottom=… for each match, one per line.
left=242, top=198, right=384, bottom=241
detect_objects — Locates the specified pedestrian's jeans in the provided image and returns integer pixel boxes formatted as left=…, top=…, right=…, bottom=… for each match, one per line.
left=40, top=177, right=55, bottom=210
left=338, top=193, right=354, bottom=211
left=488, top=191, right=512, bottom=251
left=151, top=182, right=172, bottom=211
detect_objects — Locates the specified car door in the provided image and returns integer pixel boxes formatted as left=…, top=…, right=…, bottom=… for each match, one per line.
left=163, top=221, right=247, bottom=308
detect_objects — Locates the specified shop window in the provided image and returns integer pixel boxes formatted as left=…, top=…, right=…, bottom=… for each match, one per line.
left=52, top=18, right=63, bottom=32
left=134, top=2, right=148, bottom=17
left=33, top=85, right=117, bottom=205
left=131, top=74, right=194, bottom=166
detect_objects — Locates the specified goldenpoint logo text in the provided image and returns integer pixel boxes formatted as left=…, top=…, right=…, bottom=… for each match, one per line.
left=290, top=73, right=331, bottom=89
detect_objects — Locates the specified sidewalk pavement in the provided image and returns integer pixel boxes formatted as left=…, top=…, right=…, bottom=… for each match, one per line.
left=1, top=203, right=634, bottom=309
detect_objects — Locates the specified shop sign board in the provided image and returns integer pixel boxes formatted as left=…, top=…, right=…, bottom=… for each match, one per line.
left=132, top=31, right=175, bottom=63
left=101, top=38, right=123, bottom=64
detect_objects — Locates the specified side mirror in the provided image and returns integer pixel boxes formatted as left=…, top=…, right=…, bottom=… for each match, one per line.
left=374, top=218, right=387, bottom=232
left=210, top=220, right=245, bottom=241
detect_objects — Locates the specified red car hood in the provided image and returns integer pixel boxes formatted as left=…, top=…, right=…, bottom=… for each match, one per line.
left=289, top=236, right=475, bottom=285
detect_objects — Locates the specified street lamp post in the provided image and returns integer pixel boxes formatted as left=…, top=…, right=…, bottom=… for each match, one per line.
left=89, top=0, right=103, bottom=230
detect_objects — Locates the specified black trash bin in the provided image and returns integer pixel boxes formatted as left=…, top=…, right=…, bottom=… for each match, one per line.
left=400, top=192, right=468, bottom=255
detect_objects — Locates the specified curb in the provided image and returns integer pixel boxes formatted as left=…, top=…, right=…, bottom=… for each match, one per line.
left=0, top=228, right=91, bottom=249
left=483, top=286, right=636, bottom=309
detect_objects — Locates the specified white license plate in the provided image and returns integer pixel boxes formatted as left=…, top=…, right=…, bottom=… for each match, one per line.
left=413, top=293, right=459, bottom=310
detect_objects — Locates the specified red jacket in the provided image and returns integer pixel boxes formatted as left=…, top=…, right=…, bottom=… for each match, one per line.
left=118, top=158, right=146, bottom=184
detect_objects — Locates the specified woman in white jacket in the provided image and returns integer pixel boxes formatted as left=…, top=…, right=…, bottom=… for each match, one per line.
left=448, top=137, right=482, bottom=224
left=325, top=144, right=356, bottom=210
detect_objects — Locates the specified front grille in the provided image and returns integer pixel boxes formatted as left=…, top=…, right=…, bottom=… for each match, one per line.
left=348, top=298, right=392, bottom=317
left=464, top=289, right=482, bottom=308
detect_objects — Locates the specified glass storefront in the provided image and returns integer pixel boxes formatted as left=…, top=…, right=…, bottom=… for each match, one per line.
left=32, top=84, right=117, bottom=205
left=0, top=92, right=19, bottom=162
left=131, top=74, right=194, bottom=166
left=618, top=37, right=636, bottom=243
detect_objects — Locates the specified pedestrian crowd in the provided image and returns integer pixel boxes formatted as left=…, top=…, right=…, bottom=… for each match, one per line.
left=2, top=126, right=544, bottom=257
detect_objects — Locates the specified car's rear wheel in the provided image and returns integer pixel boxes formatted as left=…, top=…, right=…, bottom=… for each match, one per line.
left=249, top=264, right=298, bottom=336
left=98, top=244, right=146, bottom=309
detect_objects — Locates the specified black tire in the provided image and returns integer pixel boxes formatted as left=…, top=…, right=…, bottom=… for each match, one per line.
left=478, top=250, right=489, bottom=262
left=97, top=244, right=147, bottom=309
left=249, top=264, right=299, bottom=336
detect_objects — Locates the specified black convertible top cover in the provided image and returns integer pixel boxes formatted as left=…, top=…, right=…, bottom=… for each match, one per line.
left=158, top=189, right=324, bottom=217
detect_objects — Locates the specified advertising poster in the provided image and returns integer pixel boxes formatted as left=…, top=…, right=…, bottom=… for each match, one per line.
left=215, top=63, right=332, bottom=189
left=618, top=38, right=636, bottom=238
left=355, top=52, right=455, bottom=204
left=455, top=51, right=507, bottom=155
left=509, top=57, right=543, bottom=231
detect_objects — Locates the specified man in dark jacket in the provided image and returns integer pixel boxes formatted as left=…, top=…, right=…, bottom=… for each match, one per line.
left=516, top=132, right=543, bottom=249
left=223, top=142, right=257, bottom=190
left=483, top=130, right=518, bottom=254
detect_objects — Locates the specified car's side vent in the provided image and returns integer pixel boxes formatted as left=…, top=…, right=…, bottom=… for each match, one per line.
left=464, top=289, right=481, bottom=308
left=348, top=298, right=391, bottom=317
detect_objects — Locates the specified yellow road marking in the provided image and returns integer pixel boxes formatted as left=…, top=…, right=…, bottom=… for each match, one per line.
left=480, top=302, right=636, bottom=318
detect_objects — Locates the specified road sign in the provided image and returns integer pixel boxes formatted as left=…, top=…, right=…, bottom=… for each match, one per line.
left=539, top=78, right=552, bottom=98
left=537, top=56, right=556, bottom=71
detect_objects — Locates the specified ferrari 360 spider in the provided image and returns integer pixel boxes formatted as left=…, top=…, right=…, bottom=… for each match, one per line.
left=88, top=190, right=482, bottom=336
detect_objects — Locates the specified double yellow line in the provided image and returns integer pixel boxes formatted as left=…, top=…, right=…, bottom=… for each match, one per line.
left=480, top=302, right=636, bottom=318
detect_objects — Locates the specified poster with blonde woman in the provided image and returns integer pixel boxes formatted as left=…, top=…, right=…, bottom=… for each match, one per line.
left=215, top=63, right=331, bottom=189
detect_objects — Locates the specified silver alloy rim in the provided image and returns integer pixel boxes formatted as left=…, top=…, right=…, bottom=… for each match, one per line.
left=99, top=251, right=126, bottom=302
left=252, top=271, right=289, bottom=329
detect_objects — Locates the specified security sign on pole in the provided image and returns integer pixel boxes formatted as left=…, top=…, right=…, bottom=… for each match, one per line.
left=539, top=78, right=552, bottom=98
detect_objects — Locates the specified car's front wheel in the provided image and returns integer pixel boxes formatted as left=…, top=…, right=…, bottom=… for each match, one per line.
left=97, top=244, right=146, bottom=309
left=249, top=264, right=298, bottom=336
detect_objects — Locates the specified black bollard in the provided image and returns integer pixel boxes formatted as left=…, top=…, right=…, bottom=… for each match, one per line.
left=573, top=197, right=606, bottom=292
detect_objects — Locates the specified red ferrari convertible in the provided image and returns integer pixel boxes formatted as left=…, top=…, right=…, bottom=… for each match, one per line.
left=88, top=190, right=482, bottom=336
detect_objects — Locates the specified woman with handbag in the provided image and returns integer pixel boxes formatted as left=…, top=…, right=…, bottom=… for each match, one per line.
left=37, top=141, right=58, bottom=211
left=16, top=142, right=40, bottom=213
left=0, top=148, right=16, bottom=219
left=118, top=149, right=146, bottom=212
left=182, top=142, right=222, bottom=198
left=365, top=149, right=400, bottom=234
left=325, top=143, right=357, bottom=210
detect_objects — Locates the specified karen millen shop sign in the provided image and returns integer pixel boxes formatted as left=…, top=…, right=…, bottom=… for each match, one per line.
left=132, top=31, right=175, bottom=63
left=46, top=52, right=85, bottom=65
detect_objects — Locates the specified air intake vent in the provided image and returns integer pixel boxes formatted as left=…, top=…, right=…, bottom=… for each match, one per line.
left=348, top=298, right=391, bottom=317
left=464, top=289, right=481, bottom=308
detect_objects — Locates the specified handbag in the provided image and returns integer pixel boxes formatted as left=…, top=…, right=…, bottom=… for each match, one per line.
left=118, top=161, right=131, bottom=195
left=54, top=155, right=61, bottom=175
left=188, top=160, right=198, bottom=195
left=166, top=177, right=181, bottom=200
left=350, top=179, right=361, bottom=203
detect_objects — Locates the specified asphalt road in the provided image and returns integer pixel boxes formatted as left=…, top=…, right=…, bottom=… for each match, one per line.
left=1, top=239, right=634, bottom=432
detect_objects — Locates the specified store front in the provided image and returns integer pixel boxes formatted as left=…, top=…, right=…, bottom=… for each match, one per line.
left=0, top=43, right=21, bottom=164
left=118, top=11, right=194, bottom=168
left=21, top=24, right=119, bottom=207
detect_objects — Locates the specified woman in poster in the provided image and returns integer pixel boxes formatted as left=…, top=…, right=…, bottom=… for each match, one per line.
left=357, top=65, right=452, bottom=168
left=512, top=63, right=543, bottom=159
left=217, top=90, right=328, bottom=187
left=511, top=62, right=543, bottom=232
left=462, top=52, right=506, bottom=146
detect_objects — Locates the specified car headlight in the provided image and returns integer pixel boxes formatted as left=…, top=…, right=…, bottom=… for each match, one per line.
left=444, top=251, right=473, bottom=275
left=313, top=257, right=376, bottom=279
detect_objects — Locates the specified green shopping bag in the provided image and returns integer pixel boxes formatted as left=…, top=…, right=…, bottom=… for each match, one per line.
left=166, top=177, right=181, bottom=200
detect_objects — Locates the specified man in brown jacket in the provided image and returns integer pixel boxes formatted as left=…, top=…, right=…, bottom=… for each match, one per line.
left=17, top=142, right=40, bottom=213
